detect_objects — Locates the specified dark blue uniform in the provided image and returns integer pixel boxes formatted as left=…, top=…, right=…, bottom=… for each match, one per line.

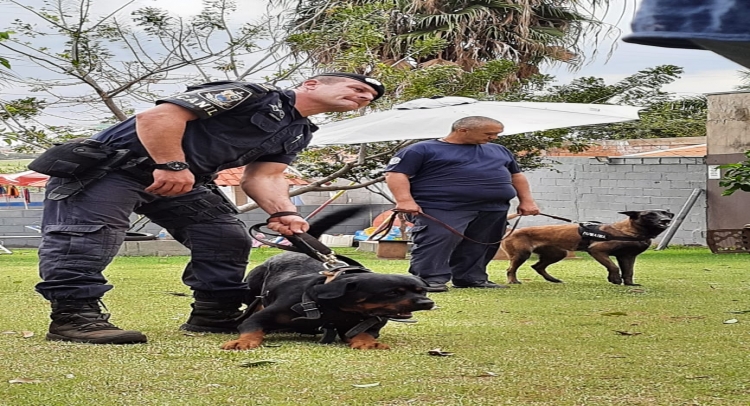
left=386, top=140, right=520, bottom=286
left=36, top=82, right=316, bottom=302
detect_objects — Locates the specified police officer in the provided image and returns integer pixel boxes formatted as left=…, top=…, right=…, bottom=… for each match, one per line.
left=35, top=73, right=385, bottom=345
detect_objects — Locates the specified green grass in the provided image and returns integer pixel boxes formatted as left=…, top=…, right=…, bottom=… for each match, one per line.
left=0, top=159, right=32, bottom=174
left=1, top=247, right=749, bottom=405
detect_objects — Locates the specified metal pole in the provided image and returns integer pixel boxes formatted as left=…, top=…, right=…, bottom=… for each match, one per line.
left=655, top=188, right=703, bottom=250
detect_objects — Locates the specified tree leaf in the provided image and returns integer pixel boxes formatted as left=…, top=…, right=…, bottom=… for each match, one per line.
left=428, top=348, right=454, bottom=356
left=239, top=359, right=281, bottom=368
left=9, top=378, right=42, bottom=384
left=22, top=331, right=34, bottom=338
left=723, top=319, right=739, bottom=324
left=352, top=382, right=380, bottom=388
left=614, top=330, right=642, bottom=336
left=601, top=311, right=628, bottom=316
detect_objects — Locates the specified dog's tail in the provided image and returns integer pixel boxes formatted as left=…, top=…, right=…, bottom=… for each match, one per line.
left=306, top=206, right=368, bottom=239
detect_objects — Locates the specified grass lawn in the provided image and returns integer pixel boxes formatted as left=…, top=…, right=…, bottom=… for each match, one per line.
left=1, top=247, right=749, bottom=405
left=0, top=159, right=33, bottom=174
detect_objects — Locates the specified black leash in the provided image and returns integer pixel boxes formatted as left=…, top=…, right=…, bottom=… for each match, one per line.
left=248, top=223, right=354, bottom=269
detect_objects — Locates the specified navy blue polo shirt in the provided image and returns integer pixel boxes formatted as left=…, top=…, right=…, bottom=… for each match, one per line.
left=385, top=140, right=521, bottom=211
left=92, top=81, right=316, bottom=177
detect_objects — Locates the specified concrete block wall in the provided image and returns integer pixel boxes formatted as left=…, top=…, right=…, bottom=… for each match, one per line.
left=514, top=156, right=707, bottom=246
left=0, top=157, right=708, bottom=249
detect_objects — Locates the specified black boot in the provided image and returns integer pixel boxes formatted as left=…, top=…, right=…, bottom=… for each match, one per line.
left=47, top=300, right=147, bottom=344
left=179, top=300, right=245, bottom=334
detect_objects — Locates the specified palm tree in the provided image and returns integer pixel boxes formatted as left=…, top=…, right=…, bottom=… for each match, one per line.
left=282, top=0, right=621, bottom=89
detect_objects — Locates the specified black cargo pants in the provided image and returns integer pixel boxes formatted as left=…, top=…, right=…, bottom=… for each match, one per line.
left=35, top=171, right=252, bottom=302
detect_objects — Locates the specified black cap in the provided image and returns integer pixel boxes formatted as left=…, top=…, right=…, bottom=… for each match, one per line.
left=314, top=72, right=385, bottom=101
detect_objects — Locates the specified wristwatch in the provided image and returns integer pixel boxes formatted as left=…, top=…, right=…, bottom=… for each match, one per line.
left=152, top=161, right=190, bottom=171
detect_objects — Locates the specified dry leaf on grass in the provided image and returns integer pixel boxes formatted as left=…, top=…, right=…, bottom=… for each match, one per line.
left=727, top=310, right=750, bottom=314
left=601, top=312, right=628, bottom=316
left=427, top=348, right=454, bottom=356
left=614, top=330, right=642, bottom=336
left=723, top=319, right=739, bottom=324
left=22, top=331, right=34, bottom=338
left=352, top=382, right=380, bottom=388
left=239, top=360, right=281, bottom=368
left=477, top=372, right=497, bottom=377
left=2, top=331, right=16, bottom=335
left=9, top=378, right=41, bottom=384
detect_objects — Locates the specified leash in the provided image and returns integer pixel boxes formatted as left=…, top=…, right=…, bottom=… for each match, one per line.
left=248, top=223, right=354, bottom=270
left=373, top=209, right=573, bottom=246
left=538, top=213, right=573, bottom=222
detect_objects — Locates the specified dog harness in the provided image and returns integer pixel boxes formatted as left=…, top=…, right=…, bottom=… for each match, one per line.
left=248, top=222, right=418, bottom=344
left=577, top=222, right=649, bottom=251
left=287, top=266, right=390, bottom=344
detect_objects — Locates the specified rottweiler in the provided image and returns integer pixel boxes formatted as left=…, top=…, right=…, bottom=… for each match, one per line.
left=501, top=210, right=674, bottom=286
left=220, top=208, right=435, bottom=351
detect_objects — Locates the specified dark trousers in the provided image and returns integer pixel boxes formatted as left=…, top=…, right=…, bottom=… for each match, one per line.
left=407, top=208, right=508, bottom=285
left=35, top=171, right=251, bottom=301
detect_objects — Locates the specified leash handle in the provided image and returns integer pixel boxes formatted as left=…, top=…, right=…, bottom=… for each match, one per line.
left=248, top=223, right=335, bottom=260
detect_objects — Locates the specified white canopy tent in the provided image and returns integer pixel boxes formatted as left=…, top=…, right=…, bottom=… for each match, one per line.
left=309, top=97, right=642, bottom=146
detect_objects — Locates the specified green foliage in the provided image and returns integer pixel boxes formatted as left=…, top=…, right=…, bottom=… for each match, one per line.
left=718, top=150, right=750, bottom=196
left=0, top=30, right=10, bottom=69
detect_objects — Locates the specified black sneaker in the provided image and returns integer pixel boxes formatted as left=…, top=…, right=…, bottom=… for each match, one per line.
left=452, top=281, right=509, bottom=289
left=424, top=282, right=449, bottom=293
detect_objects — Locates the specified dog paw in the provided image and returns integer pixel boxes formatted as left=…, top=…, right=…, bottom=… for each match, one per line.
left=608, top=277, right=623, bottom=285
left=624, top=282, right=641, bottom=286
left=220, top=339, right=261, bottom=350
left=350, top=341, right=390, bottom=350
left=348, top=333, right=390, bottom=350
left=220, top=332, right=265, bottom=350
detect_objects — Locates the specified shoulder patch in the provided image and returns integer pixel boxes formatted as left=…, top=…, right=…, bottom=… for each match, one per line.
left=388, top=156, right=401, bottom=166
left=198, top=87, right=253, bottom=109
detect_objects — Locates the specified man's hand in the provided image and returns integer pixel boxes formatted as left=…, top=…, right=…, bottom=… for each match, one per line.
left=266, top=215, right=310, bottom=236
left=394, top=200, right=421, bottom=214
left=146, top=169, right=195, bottom=196
left=517, top=200, right=540, bottom=216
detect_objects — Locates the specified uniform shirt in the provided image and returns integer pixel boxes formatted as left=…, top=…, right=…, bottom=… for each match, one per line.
left=623, top=0, right=750, bottom=49
left=385, top=140, right=521, bottom=211
left=93, top=81, right=316, bottom=177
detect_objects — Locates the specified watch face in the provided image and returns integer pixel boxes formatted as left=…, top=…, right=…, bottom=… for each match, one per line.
left=166, top=161, right=189, bottom=171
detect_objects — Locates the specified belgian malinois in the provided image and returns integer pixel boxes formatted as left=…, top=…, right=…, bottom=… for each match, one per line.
left=501, top=210, right=674, bottom=286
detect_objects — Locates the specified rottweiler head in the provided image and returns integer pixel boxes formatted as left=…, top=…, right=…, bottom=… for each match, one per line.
left=618, top=210, right=674, bottom=235
left=312, top=273, right=435, bottom=319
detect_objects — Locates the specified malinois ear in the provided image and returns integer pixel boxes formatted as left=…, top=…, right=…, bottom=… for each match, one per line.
left=618, top=211, right=641, bottom=219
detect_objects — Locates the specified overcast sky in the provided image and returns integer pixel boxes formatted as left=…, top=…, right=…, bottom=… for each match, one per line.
left=1, top=0, right=746, bottom=126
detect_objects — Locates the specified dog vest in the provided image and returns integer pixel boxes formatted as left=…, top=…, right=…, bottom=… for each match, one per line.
left=577, top=222, right=648, bottom=251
